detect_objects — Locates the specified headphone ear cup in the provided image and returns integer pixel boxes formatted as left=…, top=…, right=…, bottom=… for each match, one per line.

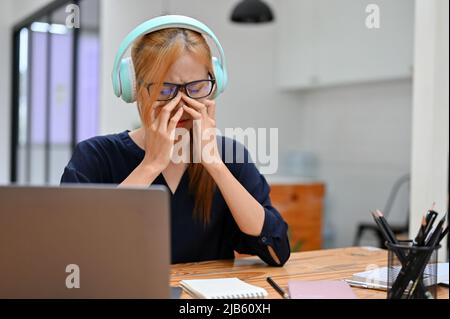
left=119, top=57, right=137, bottom=103
left=212, top=57, right=226, bottom=98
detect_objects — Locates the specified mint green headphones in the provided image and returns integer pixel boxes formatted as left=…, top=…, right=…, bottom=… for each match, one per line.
left=111, top=15, right=228, bottom=103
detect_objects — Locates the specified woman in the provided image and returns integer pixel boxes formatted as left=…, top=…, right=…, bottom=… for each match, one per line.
left=61, top=18, right=290, bottom=266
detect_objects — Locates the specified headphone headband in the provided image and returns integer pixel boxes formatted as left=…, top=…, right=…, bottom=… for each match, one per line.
left=112, top=15, right=227, bottom=98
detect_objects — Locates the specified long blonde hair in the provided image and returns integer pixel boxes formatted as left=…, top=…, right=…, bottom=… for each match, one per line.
left=131, top=28, right=216, bottom=224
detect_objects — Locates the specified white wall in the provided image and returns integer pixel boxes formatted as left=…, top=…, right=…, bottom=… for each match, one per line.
left=299, top=80, right=413, bottom=247
left=9, top=0, right=51, bottom=22
left=99, top=0, right=162, bottom=134
left=410, top=0, right=449, bottom=260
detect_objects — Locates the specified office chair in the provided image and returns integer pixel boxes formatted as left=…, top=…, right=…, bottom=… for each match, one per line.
left=354, top=174, right=410, bottom=248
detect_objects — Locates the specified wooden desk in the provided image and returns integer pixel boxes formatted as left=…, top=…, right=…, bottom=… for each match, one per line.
left=171, top=247, right=449, bottom=299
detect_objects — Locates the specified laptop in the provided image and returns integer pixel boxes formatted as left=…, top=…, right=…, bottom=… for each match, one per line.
left=0, top=185, right=171, bottom=299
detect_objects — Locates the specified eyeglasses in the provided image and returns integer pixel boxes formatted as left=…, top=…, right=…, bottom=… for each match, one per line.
left=145, top=78, right=216, bottom=101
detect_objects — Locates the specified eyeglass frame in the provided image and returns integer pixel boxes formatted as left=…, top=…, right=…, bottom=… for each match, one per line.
left=138, top=75, right=216, bottom=101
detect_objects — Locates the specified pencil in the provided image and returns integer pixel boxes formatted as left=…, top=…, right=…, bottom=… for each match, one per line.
left=414, top=216, right=427, bottom=245
left=266, top=277, right=289, bottom=299
left=425, top=212, right=447, bottom=246
left=423, top=210, right=439, bottom=243
left=375, top=210, right=398, bottom=244
left=438, top=226, right=449, bottom=244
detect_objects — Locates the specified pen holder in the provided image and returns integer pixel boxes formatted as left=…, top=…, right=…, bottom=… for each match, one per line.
left=386, top=241, right=440, bottom=299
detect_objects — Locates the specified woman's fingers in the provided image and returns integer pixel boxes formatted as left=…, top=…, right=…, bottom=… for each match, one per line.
left=149, top=102, right=158, bottom=126
left=204, top=99, right=216, bottom=119
left=138, top=88, right=157, bottom=127
left=181, top=94, right=208, bottom=117
left=182, top=104, right=202, bottom=120
left=157, top=93, right=183, bottom=130
left=167, top=107, right=184, bottom=133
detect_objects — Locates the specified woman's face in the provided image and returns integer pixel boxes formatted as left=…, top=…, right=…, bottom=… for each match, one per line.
left=153, top=52, right=211, bottom=131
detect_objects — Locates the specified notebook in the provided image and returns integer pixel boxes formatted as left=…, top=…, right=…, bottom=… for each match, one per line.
left=348, top=262, right=449, bottom=289
left=179, top=278, right=268, bottom=299
left=288, top=280, right=357, bottom=299
left=347, top=267, right=391, bottom=290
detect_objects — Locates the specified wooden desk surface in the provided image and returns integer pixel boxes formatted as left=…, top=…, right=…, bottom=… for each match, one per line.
left=171, top=247, right=449, bottom=299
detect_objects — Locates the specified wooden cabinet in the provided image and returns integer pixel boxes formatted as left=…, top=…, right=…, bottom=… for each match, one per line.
left=269, top=182, right=325, bottom=252
left=276, top=0, right=414, bottom=89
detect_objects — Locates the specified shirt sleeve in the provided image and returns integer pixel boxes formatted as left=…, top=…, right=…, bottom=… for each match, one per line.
left=228, top=142, right=291, bottom=266
left=60, top=140, right=105, bottom=184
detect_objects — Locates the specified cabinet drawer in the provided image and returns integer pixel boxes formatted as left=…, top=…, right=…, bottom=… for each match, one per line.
left=270, top=183, right=325, bottom=252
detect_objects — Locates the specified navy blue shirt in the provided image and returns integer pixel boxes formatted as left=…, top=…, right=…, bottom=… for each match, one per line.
left=60, top=131, right=290, bottom=266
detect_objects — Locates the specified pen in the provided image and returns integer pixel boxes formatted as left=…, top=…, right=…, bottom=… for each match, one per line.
left=375, top=210, right=398, bottom=244
left=371, top=211, right=407, bottom=262
left=425, top=212, right=447, bottom=246
left=371, top=210, right=427, bottom=297
left=266, top=277, right=290, bottom=299
left=414, top=216, right=427, bottom=245
left=344, top=279, right=387, bottom=291
left=438, top=226, right=448, bottom=244
left=390, top=213, right=446, bottom=299
left=422, top=210, right=439, bottom=244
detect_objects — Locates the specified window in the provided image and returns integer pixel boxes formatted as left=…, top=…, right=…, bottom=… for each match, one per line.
left=11, top=0, right=100, bottom=185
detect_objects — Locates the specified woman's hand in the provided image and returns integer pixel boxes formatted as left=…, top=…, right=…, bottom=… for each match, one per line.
left=181, top=94, right=222, bottom=169
left=119, top=92, right=184, bottom=187
left=142, top=92, right=184, bottom=172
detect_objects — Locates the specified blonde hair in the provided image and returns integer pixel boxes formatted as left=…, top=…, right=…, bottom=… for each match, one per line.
left=131, top=28, right=216, bottom=224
